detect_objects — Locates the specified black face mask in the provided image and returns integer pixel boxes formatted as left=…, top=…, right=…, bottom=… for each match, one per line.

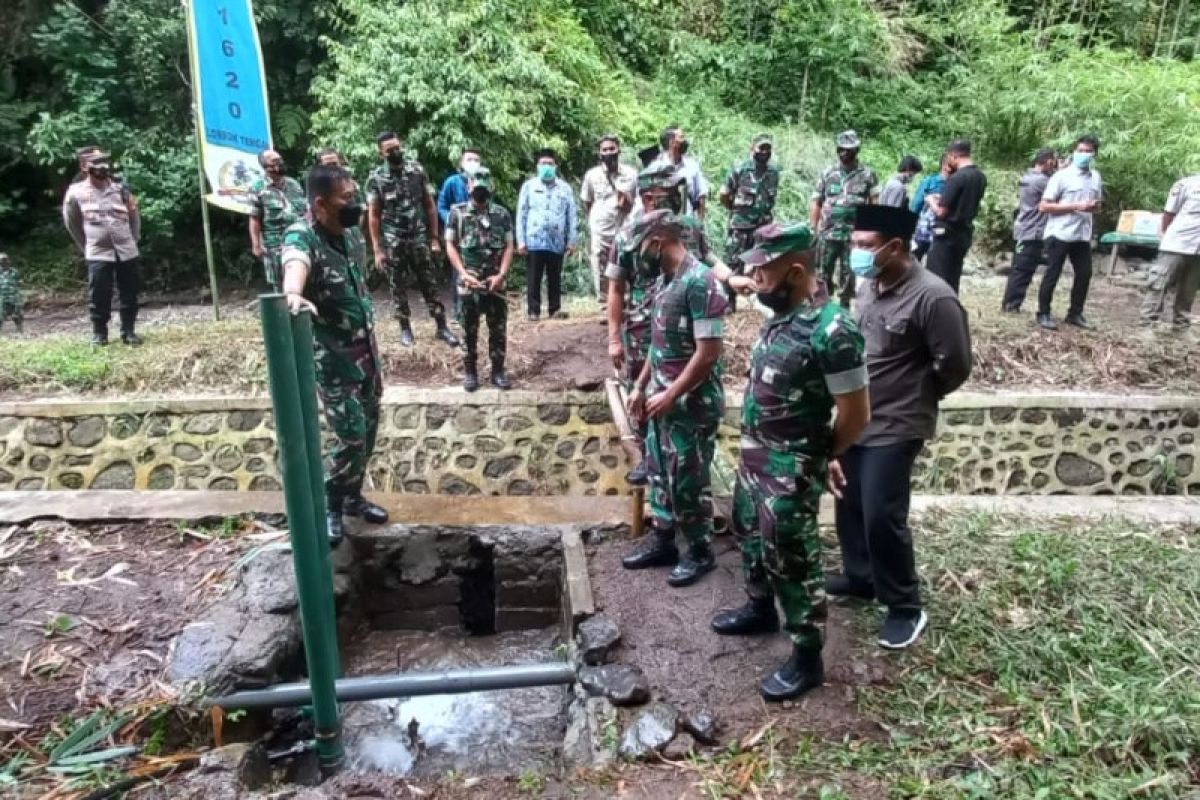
left=337, top=202, right=363, bottom=228
left=386, top=150, right=404, bottom=166
left=88, top=163, right=111, bottom=179
left=678, top=139, right=690, bottom=156
left=601, top=153, right=619, bottom=168
left=266, top=161, right=286, bottom=176
left=756, top=273, right=793, bottom=312
left=753, top=152, right=771, bottom=166
left=471, top=188, right=491, bottom=204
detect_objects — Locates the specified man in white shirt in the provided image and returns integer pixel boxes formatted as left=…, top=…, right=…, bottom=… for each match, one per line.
left=580, top=135, right=637, bottom=308
left=653, top=127, right=709, bottom=219
left=1035, top=135, right=1102, bottom=330
left=1140, top=174, right=1200, bottom=326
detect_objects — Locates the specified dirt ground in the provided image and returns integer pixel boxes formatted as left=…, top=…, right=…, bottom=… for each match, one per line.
left=5, top=264, right=1199, bottom=399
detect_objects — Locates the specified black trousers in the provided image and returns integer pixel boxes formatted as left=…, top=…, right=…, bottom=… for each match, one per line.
left=925, top=229, right=973, bottom=294
left=912, top=239, right=931, bottom=264
left=834, top=440, right=923, bottom=610
left=1037, top=237, right=1092, bottom=318
left=1001, top=239, right=1043, bottom=310
left=87, top=258, right=140, bottom=333
left=526, top=249, right=563, bottom=317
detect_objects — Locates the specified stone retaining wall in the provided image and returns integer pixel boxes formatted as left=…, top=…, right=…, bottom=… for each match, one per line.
left=0, top=390, right=1196, bottom=496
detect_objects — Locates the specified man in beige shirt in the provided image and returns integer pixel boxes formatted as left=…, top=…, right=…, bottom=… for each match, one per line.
left=580, top=134, right=637, bottom=307
left=63, top=149, right=142, bottom=346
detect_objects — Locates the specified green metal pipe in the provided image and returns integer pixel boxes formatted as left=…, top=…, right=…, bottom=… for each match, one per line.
left=288, top=311, right=343, bottom=675
left=259, top=295, right=344, bottom=774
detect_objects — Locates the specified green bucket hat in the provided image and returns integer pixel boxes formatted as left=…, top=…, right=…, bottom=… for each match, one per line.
left=636, top=163, right=681, bottom=192
left=470, top=166, right=493, bottom=190
left=835, top=130, right=861, bottom=150
left=624, top=209, right=683, bottom=253
left=752, top=133, right=773, bottom=149
left=739, top=222, right=815, bottom=269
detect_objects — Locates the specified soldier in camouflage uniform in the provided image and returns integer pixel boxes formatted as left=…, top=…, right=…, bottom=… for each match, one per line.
left=607, top=164, right=747, bottom=485
left=623, top=210, right=731, bottom=588
left=809, top=131, right=879, bottom=307
left=281, top=164, right=389, bottom=546
left=249, top=149, right=307, bottom=293
left=0, top=254, right=23, bottom=334
left=708, top=222, right=871, bottom=701
left=720, top=133, right=780, bottom=276
left=445, top=168, right=515, bottom=392
left=367, top=131, right=459, bottom=348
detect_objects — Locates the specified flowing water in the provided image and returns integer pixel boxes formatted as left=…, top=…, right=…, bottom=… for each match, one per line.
left=340, top=628, right=568, bottom=778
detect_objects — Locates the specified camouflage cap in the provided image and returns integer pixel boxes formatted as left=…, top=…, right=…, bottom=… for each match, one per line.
left=835, top=130, right=861, bottom=150
left=636, top=162, right=682, bottom=192
left=752, top=133, right=773, bottom=148
left=739, top=222, right=815, bottom=269
left=0, top=253, right=8, bottom=264
left=623, top=209, right=683, bottom=253
left=470, top=167, right=493, bottom=190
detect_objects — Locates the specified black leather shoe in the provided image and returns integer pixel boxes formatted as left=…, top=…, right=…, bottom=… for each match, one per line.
left=625, top=458, right=649, bottom=486
left=491, top=370, right=511, bottom=390
left=621, top=531, right=678, bottom=570
left=1036, top=313, right=1059, bottom=331
left=667, top=546, right=715, bottom=587
left=344, top=494, right=388, bottom=524
left=1064, top=313, right=1091, bottom=329
left=464, top=369, right=479, bottom=392
left=326, top=512, right=345, bottom=548
left=399, top=327, right=414, bottom=347
left=711, top=597, right=780, bottom=635
left=120, top=331, right=143, bottom=346
left=91, top=331, right=109, bottom=347
left=436, top=326, right=460, bottom=347
left=760, top=644, right=824, bottom=702
left=825, top=574, right=875, bottom=600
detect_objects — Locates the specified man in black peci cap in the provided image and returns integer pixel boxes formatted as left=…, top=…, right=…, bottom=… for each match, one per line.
left=827, top=204, right=972, bottom=650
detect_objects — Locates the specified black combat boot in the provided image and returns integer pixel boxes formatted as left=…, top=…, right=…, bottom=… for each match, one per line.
left=435, top=323, right=460, bottom=347
left=667, top=544, right=716, bottom=587
left=344, top=494, right=388, bottom=524
left=491, top=369, right=511, bottom=390
left=399, top=324, right=414, bottom=347
left=91, top=321, right=109, bottom=347
left=464, top=367, right=479, bottom=392
left=326, top=496, right=345, bottom=549
left=625, top=457, right=649, bottom=486
left=760, top=644, right=824, bottom=702
left=621, top=528, right=678, bottom=570
left=119, top=309, right=140, bottom=345
left=711, top=596, right=780, bottom=635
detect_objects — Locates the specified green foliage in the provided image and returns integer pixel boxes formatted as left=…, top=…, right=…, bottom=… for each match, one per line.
left=0, top=337, right=111, bottom=391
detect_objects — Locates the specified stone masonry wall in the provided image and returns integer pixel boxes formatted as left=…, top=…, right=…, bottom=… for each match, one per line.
left=0, top=390, right=1196, bottom=496
left=0, top=389, right=624, bottom=497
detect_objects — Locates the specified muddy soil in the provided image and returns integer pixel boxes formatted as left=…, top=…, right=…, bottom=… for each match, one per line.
left=588, top=529, right=894, bottom=743
left=0, top=521, right=250, bottom=731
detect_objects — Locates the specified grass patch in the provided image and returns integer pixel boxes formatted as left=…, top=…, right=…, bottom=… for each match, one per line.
left=0, top=339, right=112, bottom=391
left=790, top=512, right=1200, bottom=799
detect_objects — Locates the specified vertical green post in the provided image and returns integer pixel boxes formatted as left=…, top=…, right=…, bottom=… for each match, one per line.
left=289, top=311, right=341, bottom=675
left=260, top=295, right=343, bottom=774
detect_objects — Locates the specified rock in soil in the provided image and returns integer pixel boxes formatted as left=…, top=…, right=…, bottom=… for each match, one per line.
left=682, top=710, right=720, bottom=745
left=579, top=664, right=650, bottom=706
left=662, top=732, right=697, bottom=761
left=198, top=743, right=271, bottom=791
left=577, top=615, right=621, bottom=665
left=618, top=701, right=678, bottom=760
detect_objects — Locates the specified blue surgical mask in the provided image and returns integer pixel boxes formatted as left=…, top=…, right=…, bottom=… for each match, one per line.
left=1072, top=151, right=1094, bottom=169
left=849, top=247, right=881, bottom=279
left=537, top=164, right=556, bottom=182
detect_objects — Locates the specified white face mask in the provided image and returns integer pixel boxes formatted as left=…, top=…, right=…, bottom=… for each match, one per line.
left=462, top=157, right=481, bottom=176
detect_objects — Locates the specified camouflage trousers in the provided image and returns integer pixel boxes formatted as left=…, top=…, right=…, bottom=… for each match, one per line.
left=317, top=341, right=382, bottom=500
left=261, top=248, right=283, bottom=293
left=458, top=290, right=507, bottom=371
left=645, top=403, right=719, bottom=547
left=387, top=240, right=447, bottom=327
left=0, top=301, right=22, bottom=330
left=725, top=228, right=759, bottom=273
left=816, top=238, right=855, bottom=307
left=733, top=443, right=827, bottom=648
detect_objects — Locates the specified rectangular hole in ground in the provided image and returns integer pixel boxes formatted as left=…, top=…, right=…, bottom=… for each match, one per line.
left=340, top=526, right=569, bottom=778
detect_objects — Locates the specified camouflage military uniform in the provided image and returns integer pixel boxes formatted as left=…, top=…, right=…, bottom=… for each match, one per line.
left=0, top=258, right=22, bottom=332
left=735, top=301, right=867, bottom=647
left=645, top=253, right=730, bottom=545
left=366, top=160, right=446, bottom=328
left=723, top=159, right=780, bottom=271
left=813, top=165, right=878, bottom=304
left=249, top=176, right=306, bottom=291
left=280, top=220, right=380, bottom=501
left=447, top=200, right=514, bottom=372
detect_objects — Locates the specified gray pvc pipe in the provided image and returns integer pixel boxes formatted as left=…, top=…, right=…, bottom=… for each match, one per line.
left=207, top=662, right=576, bottom=709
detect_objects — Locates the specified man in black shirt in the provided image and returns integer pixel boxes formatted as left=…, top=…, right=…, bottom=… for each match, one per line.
left=927, top=139, right=987, bottom=294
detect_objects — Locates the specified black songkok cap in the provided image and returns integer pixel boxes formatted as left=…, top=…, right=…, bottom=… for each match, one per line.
left=853, top=204, right=918, bottom=241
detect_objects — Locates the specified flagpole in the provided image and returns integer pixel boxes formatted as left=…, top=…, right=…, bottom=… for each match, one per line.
left=183, top=0, right=222, bottom=321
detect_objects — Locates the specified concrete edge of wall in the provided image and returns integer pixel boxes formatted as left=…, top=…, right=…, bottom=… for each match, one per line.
left=2, top=388, right=1198, bottom=418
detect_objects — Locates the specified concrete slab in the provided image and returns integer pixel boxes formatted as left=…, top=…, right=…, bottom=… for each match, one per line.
left=0, top=490, right=630, bottom=526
